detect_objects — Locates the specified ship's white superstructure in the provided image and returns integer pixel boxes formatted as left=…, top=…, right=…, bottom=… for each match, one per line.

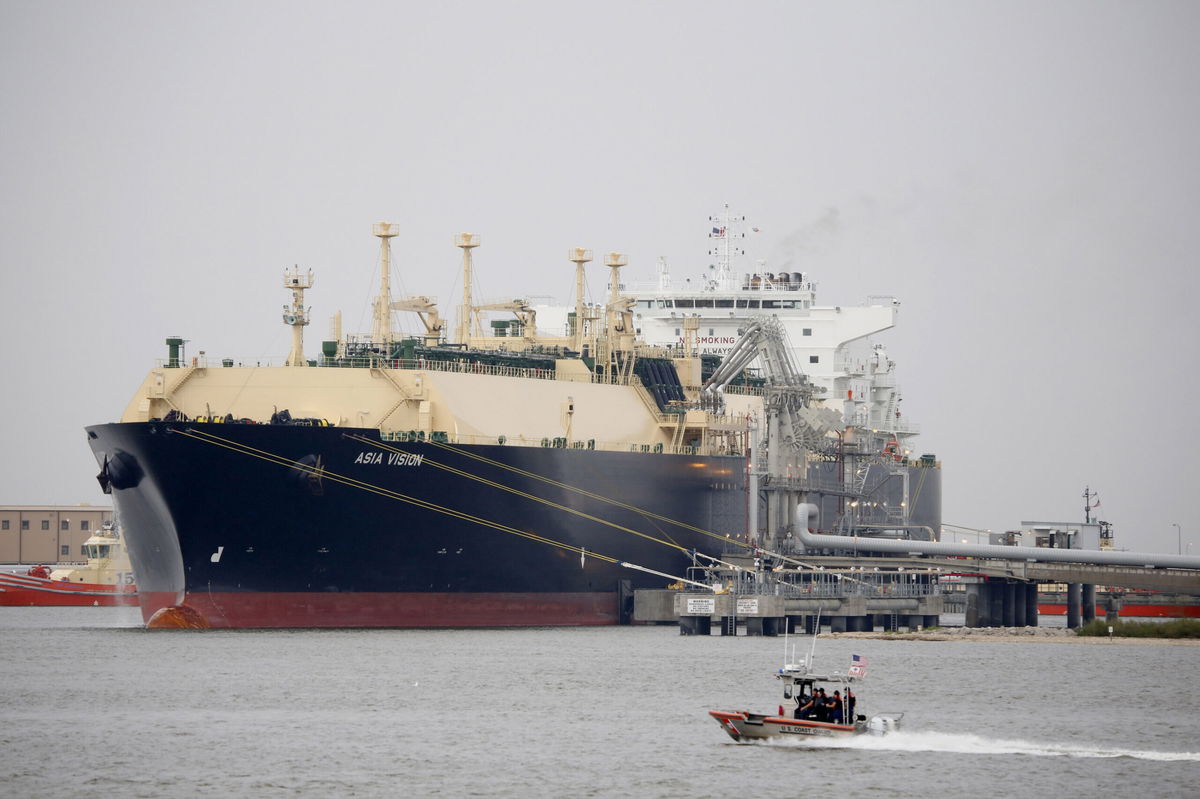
left=623, top=207, right=917, bottom=457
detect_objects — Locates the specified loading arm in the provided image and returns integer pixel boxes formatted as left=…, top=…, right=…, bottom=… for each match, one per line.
left=701, top=315, right=843, bottom=450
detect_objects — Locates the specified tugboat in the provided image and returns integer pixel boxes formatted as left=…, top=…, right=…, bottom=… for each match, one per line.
left=0, top=522, right=138, bottom=606
left=709, top=647, right=902, bottom=743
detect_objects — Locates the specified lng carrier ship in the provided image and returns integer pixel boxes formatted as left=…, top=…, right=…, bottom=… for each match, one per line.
left=86, top=219, right=940, bottom=628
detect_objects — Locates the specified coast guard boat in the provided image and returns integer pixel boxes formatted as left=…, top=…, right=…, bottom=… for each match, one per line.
left=709, top=648, right=902, bottom=743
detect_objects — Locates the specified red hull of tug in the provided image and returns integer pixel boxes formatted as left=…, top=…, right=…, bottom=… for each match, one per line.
left=0, top=571, right=138, bottom=607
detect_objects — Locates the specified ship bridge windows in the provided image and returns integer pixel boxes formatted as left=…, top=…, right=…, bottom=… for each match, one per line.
left=694, top=299, right=713, bottom=308
left=715, top=299, right=734, bottom=308
left=675, top=299, right=694, bottom=308
left=735, top=299, right=759, bottom=309
left=762, top=300, right=778, bottom=309
left=658, top=300, right=673, bottom=308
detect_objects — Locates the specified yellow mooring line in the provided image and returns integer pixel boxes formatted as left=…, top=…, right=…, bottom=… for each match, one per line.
left=408, top=437, right=862, bottom=583
left=175, top=427, right=717, bottom=590
left=388, top=435, right=749, bottom=552
left=347, top=434, right=700, bottom=556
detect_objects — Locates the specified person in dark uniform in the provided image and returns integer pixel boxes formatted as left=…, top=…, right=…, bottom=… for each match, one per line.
left=795, top=691, right=814, bottom=719
left=846, top=688, right=857, bottom=721
left=792, top=688, right=809, bottom=718
left=812, top=688, right=827, bottom=722
left=829, top=690, right=844, bottom=724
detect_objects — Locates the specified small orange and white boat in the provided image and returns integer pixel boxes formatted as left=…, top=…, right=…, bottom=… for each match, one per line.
left=0, top=522, right=138, bottom=606
left=709, top=643, right=902, bottom=743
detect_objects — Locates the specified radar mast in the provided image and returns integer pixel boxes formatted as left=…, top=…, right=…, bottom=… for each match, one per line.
left=283, top=266, right=313, bottom=367
left=371, top=222, right=401, bottom=344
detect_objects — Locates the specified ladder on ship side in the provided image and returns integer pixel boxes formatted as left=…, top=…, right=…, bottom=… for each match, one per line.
left=671, top=415, right=688, bottom=450
left=371, top=366, right=412, bottom=429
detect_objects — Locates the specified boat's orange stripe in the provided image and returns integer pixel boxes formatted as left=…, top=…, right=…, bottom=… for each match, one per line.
left=707, top=710, right=853, bottom=731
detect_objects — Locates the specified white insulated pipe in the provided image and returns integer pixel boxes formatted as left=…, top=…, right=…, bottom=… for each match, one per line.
left=792, top=505, right=1200, bottom=570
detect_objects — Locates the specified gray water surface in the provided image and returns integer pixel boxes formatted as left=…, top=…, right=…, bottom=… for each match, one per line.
left=1, top=608, right=1196, bottom=797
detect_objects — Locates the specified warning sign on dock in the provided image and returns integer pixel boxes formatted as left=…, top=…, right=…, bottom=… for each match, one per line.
left=736, top=597, right=760, bottom=615
left=686, top=597, right=716, bottom=615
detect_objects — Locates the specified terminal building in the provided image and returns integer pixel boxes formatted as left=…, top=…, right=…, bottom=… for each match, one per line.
left=0, top=505, right=114, bottom=564
left=993, top=520, right=1114, bottom=551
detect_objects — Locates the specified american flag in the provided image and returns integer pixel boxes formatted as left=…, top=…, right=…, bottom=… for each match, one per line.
left=848, top=654, right=867, bottom=677
left=711, top=226, right=726, bottom=237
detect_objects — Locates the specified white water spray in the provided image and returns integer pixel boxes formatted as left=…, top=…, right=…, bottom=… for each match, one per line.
left=765, top=730, right=1200, bottom=762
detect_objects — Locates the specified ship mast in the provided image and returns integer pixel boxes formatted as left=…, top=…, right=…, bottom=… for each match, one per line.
left=282, top=266, right=313, bottom=367
left=708, top=203, right=746, bottom=290
left=600, top=252, right=630, bottom=382
left=569, top=247, right=592, bottom=353
left=371, top=222, right=400, bottom=344
left=455, top=233, right=481, bottom=345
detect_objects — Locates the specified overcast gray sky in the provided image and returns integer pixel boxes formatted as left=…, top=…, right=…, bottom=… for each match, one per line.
left=2, top=1, right=1196, bottom=554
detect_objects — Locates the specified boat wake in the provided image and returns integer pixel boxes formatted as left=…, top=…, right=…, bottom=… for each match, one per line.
left=767, top=730, right=1200, bottom=762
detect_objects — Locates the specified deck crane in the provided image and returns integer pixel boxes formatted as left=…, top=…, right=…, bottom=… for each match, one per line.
left=700, top=316, right=844, bottom=549
left=389, top=296, right=445, bottom=346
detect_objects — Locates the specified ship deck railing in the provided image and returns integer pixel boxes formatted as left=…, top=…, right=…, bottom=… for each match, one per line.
left=625, top=279, right=816, bottom=295
left=378, top=430, right=747, bottom=458
left=681, top=571, right=942, bottom=599
left=841, top=412, right=921, bottom=436
left=158, top=354, right=687, bottom=393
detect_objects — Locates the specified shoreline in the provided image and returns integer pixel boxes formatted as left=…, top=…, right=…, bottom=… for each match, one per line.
left=825, top=628, right=1200, bottom=645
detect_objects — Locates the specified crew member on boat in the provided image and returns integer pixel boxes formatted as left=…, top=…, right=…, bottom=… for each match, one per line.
left=794, top=690, right=813, bottom=719
left=829, top=690, right=844, bottom=724
left=812, top=688, right=827, bottom=721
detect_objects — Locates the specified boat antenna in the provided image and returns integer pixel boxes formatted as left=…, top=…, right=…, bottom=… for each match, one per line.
left=806, top=604, right=823, bottom=670
left=783, top=617, right=789, bottom=666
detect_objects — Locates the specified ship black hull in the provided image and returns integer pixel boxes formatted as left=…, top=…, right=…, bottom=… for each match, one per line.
left=85, top=422, right=749, bottom=628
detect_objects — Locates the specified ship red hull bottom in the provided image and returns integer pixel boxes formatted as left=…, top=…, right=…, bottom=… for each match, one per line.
left=1039, top=603, right=1200, bottom=619
left=139, top=590, right=621, bottom=628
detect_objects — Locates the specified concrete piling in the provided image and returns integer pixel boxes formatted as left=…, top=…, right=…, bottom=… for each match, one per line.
left=988, top=582, right=1005, bottom=627
left=1025, top=583, right=1039, bottom=627
left=1082, top=584, right=1096, bottom=624
left=1002, top=582, right=1017, bottom=627
left=1066, top=583, right=1082, bottom=629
